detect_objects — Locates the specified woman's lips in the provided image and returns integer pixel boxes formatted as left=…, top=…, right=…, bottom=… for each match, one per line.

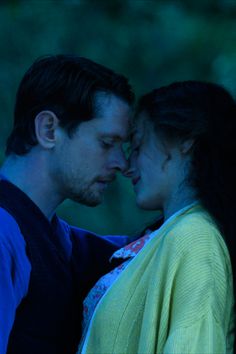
left=132, top=177, right=140, bottom=186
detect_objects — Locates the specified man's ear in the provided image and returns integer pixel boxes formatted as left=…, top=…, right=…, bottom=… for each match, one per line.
left=35, top=111, right=59, bottom=149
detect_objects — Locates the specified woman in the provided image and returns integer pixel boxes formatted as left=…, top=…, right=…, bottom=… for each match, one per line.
left=79, top=81, right=235, bottom=353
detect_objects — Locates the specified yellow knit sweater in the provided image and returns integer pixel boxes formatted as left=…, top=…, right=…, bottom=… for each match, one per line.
left=81, top=204, right=234, bottom=354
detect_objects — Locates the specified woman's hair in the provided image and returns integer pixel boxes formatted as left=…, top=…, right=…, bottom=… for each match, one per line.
left=137, top=81, right=236, bottom=346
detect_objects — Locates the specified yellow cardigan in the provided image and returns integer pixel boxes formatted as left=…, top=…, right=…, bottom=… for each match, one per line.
left=81, top=204, right=234, bottom=354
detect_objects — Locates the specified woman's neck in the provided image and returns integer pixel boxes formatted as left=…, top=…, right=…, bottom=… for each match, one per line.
left=163, top=185, right=197, bottom=221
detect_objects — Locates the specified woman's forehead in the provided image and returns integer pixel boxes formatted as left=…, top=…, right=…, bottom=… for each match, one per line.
left=131, top=113, right=152, bottom=139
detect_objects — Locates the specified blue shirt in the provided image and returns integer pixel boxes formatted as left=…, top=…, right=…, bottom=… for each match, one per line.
left=0, top=177, right=129, bottom=354
left=0, top=207, right=31, bottom=354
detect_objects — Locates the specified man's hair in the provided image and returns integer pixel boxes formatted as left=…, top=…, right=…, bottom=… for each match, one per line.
left=6, top=54, right=134, bottom=156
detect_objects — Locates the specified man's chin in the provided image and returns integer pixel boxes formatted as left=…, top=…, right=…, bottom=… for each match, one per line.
left=71, top=194, right=103, bottom=207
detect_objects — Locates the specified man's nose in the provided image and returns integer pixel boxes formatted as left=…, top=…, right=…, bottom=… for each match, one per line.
left=109, top=152, right=128, bottom=173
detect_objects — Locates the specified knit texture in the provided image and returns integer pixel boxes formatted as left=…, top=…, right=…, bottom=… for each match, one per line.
left=81, top=204, right=234, bottom=354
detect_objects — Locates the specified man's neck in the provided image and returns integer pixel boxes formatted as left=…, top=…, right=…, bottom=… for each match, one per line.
left=0, top=154, right=63, bottom=220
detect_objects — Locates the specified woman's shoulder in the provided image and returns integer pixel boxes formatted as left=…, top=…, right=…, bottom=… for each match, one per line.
left=163, top=204, right=230, bottom=264
left=160, top=205, right=234, bottom=326
left=167, top=204, right=222, bottom=242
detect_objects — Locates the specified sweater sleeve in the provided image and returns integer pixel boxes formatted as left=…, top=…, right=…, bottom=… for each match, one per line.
left=163, top=312, right=228, bottom=354
left=161, top=214, right=234, bottom=353
left=0, top=208, right=31, bottom=354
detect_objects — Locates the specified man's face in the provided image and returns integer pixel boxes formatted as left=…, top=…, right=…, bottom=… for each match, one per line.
left=52, top=93, right=132, bottom=206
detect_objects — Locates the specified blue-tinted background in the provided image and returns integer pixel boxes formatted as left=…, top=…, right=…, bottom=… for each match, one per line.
left=1, top=0, right=236, bottom=235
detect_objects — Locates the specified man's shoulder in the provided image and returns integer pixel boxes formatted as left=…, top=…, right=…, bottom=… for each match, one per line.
left=0, top=207, right=25, bottom=249
left=0, top=206, right=22, bottom=234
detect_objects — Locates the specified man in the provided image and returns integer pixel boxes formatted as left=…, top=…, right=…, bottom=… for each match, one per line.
left=0, top=55, right=134, bottom=354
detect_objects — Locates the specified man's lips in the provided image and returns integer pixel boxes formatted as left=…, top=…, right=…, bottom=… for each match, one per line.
left=97, top=176, right=116, bottom=184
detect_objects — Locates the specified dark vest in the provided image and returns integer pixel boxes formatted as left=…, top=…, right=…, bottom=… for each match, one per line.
left=0, top=179, right=119, bottom=354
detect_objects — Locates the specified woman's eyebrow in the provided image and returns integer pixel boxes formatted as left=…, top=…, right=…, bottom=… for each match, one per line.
left=131, top=128, right=143, bottom=142
left=100, top=133, right=127, bottom=142
left=129, top=126, right=138, bottom=140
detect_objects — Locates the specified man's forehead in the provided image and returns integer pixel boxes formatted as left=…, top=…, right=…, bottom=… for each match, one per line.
left=96, top=114, right=133, bottom=142
left=94, top=92, right=131, bottom=114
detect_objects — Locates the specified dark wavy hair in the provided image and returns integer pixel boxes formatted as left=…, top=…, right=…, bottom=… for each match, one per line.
left=137, top=81, right=236, bottom=349
left=6, top=54, right=134, bottom=156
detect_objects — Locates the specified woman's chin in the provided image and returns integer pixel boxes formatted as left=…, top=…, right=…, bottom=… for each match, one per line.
left=135, top=195, right=159, bottom=210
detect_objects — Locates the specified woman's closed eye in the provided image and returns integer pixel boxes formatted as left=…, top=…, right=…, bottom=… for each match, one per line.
left=131, top=144, right=140, bottom=154
left=124, top=142, right=140, bottom=159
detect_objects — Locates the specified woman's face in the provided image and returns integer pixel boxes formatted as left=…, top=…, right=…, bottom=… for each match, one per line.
left=129, top=113, right=171, bottom=210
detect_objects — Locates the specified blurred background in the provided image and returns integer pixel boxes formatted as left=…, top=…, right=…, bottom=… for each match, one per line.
left=1, top=0, right=236, bottom=235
